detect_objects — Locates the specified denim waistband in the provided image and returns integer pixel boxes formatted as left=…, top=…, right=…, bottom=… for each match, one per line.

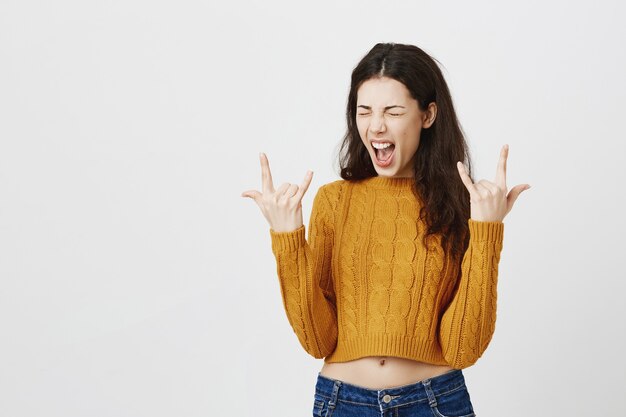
left=315, top=368, right=466, bottom=409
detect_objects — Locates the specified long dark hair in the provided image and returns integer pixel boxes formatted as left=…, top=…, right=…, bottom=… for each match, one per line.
left=335, top=42, right=474, bottom=262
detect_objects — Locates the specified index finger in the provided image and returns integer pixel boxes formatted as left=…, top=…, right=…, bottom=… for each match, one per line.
left=495, top=144, right=508, bottom=189
left=260, top=152, right=275, bottom=193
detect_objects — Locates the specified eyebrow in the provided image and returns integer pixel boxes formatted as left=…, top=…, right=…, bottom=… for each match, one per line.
left=357, top=105, right=406, bottom=110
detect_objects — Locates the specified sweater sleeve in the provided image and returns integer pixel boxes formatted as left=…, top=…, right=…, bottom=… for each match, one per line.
left=269, top=185, right=338, bottom=359
left=439, top=219, right=505, bottom=369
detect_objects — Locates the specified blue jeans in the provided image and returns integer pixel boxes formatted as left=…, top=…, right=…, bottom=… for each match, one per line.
left=312, top=369, right=476, bottom=417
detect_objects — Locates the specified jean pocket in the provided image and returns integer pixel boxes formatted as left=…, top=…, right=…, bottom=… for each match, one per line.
left=312, top=394, right=327, bottom=417
left=430, top=384, right=476, bottom=417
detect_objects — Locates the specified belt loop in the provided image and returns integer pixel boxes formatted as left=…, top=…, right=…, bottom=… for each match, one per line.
left=328, top=380, right=342, bottom=410
left=422, top=378, right=438, bottom=408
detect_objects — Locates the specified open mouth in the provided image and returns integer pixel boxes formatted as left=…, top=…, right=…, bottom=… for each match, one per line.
left=373, top=143, right=395, bottom=163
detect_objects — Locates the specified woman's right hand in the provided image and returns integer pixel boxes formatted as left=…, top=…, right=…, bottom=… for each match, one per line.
left=241, top=152, right=314, bottom=233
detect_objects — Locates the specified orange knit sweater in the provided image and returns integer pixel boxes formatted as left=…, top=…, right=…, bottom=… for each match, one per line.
left=269, top=176, right=504, bottom=369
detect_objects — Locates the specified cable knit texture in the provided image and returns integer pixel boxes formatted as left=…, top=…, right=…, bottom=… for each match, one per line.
left=269, top=176, right=504, bottom=369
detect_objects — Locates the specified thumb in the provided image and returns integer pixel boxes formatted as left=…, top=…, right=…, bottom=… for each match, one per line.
left=506, top=184, right=530, bottom=211
left=241, top=190, right=261, bottom=199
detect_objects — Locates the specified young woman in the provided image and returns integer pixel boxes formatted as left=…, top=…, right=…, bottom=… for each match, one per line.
left=242, top=43, right=529, bottom=417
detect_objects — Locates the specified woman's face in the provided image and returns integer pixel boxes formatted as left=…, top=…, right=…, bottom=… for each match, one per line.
left=356, top=76, right=436, bottom=178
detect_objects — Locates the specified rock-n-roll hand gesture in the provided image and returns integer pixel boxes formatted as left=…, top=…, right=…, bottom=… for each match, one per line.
left=241, top=152, right=314, bottom=233
left=456, top=144, right=530, bottom=223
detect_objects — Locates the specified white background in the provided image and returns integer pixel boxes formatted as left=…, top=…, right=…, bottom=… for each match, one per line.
left=1, top=0, right=625, bottom=416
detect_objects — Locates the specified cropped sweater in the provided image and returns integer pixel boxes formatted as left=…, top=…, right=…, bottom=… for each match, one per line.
left=269, top=176, right=505, bottom=369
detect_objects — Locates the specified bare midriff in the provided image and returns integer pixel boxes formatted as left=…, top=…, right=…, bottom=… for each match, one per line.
left=320, top=356, right=456, bottom=390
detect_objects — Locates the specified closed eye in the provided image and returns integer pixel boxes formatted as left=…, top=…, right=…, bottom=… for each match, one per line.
left=357, top=113, right=403, bottom=116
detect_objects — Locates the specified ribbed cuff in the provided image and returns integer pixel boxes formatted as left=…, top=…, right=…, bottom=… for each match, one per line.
left=468, top=219, right=504, bottom=243
left=270, top=225, right=306, bottom=253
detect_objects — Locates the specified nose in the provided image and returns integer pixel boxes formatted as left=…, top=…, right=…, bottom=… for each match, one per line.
left=369, top=113, right=386, bottom=134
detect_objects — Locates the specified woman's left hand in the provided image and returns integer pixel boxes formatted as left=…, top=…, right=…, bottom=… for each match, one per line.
left=456, top=144, right=530, bottom=222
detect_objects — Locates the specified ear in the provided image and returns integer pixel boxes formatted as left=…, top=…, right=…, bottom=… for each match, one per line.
left=422, top=102, right=437, bottom=128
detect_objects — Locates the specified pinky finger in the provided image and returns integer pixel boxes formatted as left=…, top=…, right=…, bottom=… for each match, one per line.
left=457, top=161, right=475, bottom=191
left=296, top=170, right=314, bottom=200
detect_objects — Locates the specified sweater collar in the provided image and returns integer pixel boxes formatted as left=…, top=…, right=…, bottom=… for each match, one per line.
left=360, top=175, right=415, bottom=189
